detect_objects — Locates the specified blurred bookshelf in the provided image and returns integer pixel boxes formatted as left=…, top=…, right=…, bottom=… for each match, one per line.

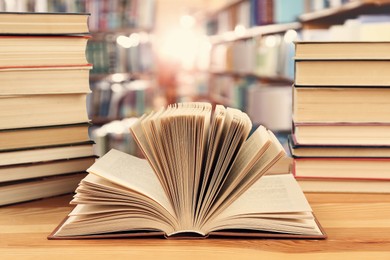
left=299, top=0, right=390, bottom=41
left=184, top=0, right=390, bottom=135
left=300, top=0, right=390, bottom=28
left=192, top=0, right=305, bottom=136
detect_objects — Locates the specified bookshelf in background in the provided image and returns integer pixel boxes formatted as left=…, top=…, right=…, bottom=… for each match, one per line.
left=300, top=0, right=390, bottom=28
left=84, top=0, right=157, bottom=156
left=196, top=0, right=390, bottom=137
left=196, top=0, right=305, bottom=137
left=85, top=0, right=157, bottom=124
left=299, top=0, right=390, bottom=41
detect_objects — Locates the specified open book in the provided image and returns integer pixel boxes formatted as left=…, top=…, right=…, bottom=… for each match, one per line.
left=49, top=103, right=325, bottom=239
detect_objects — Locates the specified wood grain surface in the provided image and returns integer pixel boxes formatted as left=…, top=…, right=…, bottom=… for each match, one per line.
left=1, top=193, right=390, bottom=259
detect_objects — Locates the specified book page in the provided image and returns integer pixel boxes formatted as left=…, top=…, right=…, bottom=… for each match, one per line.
left=196, top=105, right=226, bottom=220
left=130, top=112, right=168, bottom=189
left=168, top=103, right=210, bottom=228
left=198, top=108, right=252, bottom=222
left=141, top=107, right=178, bottom=206
left=54, top=212, right=174, bottom=237
left=216, top=174, right=312, bottom=218
left=87, top=149, right=175, bottom=216
left=130, top=102, right=212, bottom=230
left=203, top=174, right=321, bottom=236
left=219, top=126, right=271, bottom=191
left=197, top=125, right=269, bottom=222
left=203, top=128, right=285, bottom=222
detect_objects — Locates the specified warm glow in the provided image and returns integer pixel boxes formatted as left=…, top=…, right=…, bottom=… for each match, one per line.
left=111, top=83, right=123, bottom=92
left=264, top=35, right=277, bottom=47
left=116, top=33, right=141, bottom=48
left=180, top=14, right=196, bottom=29
left=116, top=35, right=132, bottom=48
left=111, top=74, right=126, bottom=83
left=129, top=33, right=140, bottom=47
left=139, top=32, right=150, bottom=43
left=160, top=27, right=199, bottom=68
left=234, top=24, right=246, bottom=36
left=159, top=12, right=210, bottom=70
left=284, top=29, right=298, bottom=43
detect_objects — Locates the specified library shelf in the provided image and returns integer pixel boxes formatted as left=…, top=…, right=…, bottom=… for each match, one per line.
left=209, top=22, right=301, bottom=44
left=300, top=0, right=390, bottom=28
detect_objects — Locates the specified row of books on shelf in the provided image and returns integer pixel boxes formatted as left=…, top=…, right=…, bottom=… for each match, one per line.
left=210, top=30, right=296, bottom=80
left=307, top=0, right=351, bottom=11
left=205, top=0, right=351, bottom=36
left=291, top=41, right=390, bottom=193
left=209, top=75, right=292, bottom=133
left=87, top=0, right=155, bottom=31
left=88, top=78, right=154, bottom=121
left=90, top=118, right=142, bottom=157
left=0, top=0, right=85, bottom=12
left=87, top=37, right=154, bottom=75
left=0, top=0, right=155, bottom=31
left=0, top=12, right=96, bottom=206
left=206, top=0, right=307, bottom=35
left=302, top=14, right=390, bottom=41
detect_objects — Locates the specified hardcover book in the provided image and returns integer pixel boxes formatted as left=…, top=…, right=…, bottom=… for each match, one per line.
left=49, top=103, right=325, bottom=239
left=292, top=122, right=390, bottom=146
left=293, top=86, right=390, bottom=123
left=0, top=65, right=92, bottom=95
left=0, top=35, right=89, bottom=67
left=0, top=94, right=90, bottom=130
left=0, top=123, right=91, bottom=151
left=297, top=178, right=390, bottom=194
left=0, top=173, right=87, bottom=206
left=295, top=41, right=390, bottom=60
left=293, top=157, right=390, bottom=180
left=0, top=12, right=90, bottom=35
left=289, top=134, right=390, bottom=158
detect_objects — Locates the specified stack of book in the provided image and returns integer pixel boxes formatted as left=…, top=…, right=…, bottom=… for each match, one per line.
left=290, top=41, right=390, bottom=193
left=0, top=12, right=96, bottom=205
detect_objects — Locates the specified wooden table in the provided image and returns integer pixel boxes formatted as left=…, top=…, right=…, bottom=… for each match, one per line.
left=1, top=193, right=390, bottom=259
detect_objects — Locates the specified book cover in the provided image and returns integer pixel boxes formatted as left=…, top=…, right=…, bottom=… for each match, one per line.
left=293, top=156, right=390, bottom=180
left=0, top=157, right=96, bottom=183
left=289, top=134, right=390, bottom=158
left=0, top=35, right=90, bottom=67
left=0, top=65, right=92, bottom=95
left=296, top=177, right=390, bottom=194
left=0, top=123, right=91, bottom=152
left=0, top=173, right=87, bottom=206
left=295, top=41, right=390, bottom=60
left=0, top=94, right=90, bottom=130
left=292, top=122, right=390, bottom=146
left=0, top=12, right=90, bottom=35
left=293, top=86, right=390, bottom=123
left=0, top=142, right=95, bottom=167
left=295, top=60, right=390, bottom=86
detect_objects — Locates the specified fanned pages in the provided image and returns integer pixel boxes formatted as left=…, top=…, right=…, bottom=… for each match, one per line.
left=49, top=102, right=325, bottom=239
